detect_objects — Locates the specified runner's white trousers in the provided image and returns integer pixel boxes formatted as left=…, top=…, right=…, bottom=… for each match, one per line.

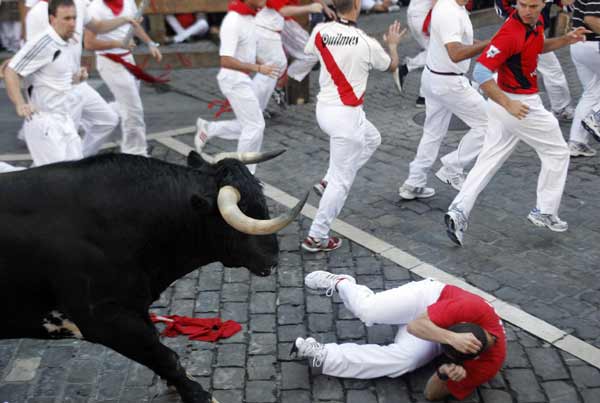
left=24, top=112, right=83, bottom=166
left=309, top=103, right=380, bottom=239
left=537, top=51, right=571, bottom=113
left=569, top=41, right=600, bottom=145
left=281, top=19, right=318, bottom=82
left=451, top=93, right=570, bottom=217
left=406, top=11, right=429, bottom=73
left=322, top=279, right=445, bottom=379
left=405, top=69, right=487, bottom=188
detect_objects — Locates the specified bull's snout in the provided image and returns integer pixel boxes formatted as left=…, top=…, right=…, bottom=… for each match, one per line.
left=257, top=265, right=277, bottom=277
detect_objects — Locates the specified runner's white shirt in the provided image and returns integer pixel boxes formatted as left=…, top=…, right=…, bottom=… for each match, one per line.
left=218, top=11, right=257, bottom=82
left=407, top=0, right=434, bottom=16
left=426, top=0, right=473, bottom=74
left=9, top=26, right=72, bottom=115
left=305, top=20, right=391, bottom=107
left=255, top=7, right=285, bottom=33
left=88, top=0, right=136, bottom=54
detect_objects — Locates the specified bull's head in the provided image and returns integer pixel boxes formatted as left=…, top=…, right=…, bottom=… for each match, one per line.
left=187, top=150, right=308, bottom=276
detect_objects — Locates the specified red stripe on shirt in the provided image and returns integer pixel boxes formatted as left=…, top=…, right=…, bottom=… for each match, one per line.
left=315, top=32, right=364, bottom=107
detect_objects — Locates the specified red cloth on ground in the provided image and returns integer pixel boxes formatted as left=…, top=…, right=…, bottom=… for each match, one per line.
left=150, top=314, right=242, bottom=342
left=176, top=13, right=196, bottom=29
left=208, top=99, right=233, bottom=118
left=228, top=0, right=257, bottom=16
left=422, top=9, right=432, bottom=35
left=103, top=0, right=124, bottom=16
left=428, top=286, right=507, bottom=400
left=101, top=53, right=170, bottom=84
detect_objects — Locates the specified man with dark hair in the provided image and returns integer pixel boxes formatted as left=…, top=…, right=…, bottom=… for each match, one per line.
left=445, top=0, right=590, bottom=245
left=4, top=0, right=83, bottom=165
left=292, top=272, right=506, bottom=401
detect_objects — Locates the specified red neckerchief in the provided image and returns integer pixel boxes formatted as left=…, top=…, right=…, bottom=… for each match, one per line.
left=150, top=314, right=242, bottom=342
left=103, top=0, right=124, bottom=16
left=228, top=0, right=257, bottom=16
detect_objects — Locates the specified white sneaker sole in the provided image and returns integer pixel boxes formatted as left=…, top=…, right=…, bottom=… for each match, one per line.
left=527, top=215, right=568, bottom=232
left=398, top=189, right=435, bottom=200
left=435, top=169, right=462, bottom=191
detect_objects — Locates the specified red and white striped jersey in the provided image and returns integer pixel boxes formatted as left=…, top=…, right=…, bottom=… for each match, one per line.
left=305, top=20, right=391, bottom=107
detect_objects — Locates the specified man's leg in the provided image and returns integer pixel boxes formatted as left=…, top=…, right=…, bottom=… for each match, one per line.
left=569, top=41, right=600, bottom=146
left=405, top=12, right=429, bottom=73
left=24, top=115, right=83, bottom=166
left=77, top=83, right=120, bottom=157
left=537, top=51, right=571, bottom=115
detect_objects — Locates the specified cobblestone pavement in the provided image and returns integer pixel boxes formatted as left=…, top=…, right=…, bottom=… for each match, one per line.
left=1, top=7, right=600, bottom=403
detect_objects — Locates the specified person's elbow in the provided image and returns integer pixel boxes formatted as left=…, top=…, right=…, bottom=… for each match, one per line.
left=424, top=388, right=447, bottom=401
left=406, top=320, right=418, bottom=336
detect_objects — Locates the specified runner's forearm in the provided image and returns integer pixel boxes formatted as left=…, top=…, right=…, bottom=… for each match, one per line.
left=4, top=67, right=26, bottom=109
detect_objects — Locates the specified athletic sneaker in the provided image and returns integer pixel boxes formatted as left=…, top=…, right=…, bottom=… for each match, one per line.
left=304, top=270, right=356, bottom=296
left=445, top=207, right=468, bottom=247
left=398, top=183, right=435, bottom=200
left=301, top=236, right=342, bottom=253
left=393, top=64, right=408, bottom=94
left=435, top=167, right=466, bottom=191
left=552, top=105, right=574, bottom=122
left=290, top=337, right=327, bottom=367
left=582, top=112, right=600, bottom=143
left=195, top=118, right=209, bottom=152
left=527, top=208, right=568, bottom=232
left=569, top=141, right=596, bottom=157
left=313, top=180, right=328, bottom=197
left=415, top=96, right=425, bottom=108
left=272, top=88, right=287, bottom=110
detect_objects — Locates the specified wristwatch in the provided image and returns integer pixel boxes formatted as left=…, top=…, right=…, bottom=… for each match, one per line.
left=436, top=367, right=450, bottom=381
left=147, top=41, right=160, bottom=48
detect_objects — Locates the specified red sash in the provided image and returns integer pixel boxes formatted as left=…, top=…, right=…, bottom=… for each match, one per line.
left=150, top=314, right=242, bottom=342
left=103, top=0, right=124, bottom=16
left=422, top=9, right=432, bottom=36
left=101, top=52, right=170, bottom=84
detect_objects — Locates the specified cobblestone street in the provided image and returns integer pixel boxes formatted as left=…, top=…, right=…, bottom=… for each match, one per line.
left=1, top=7, right=599, bottom=403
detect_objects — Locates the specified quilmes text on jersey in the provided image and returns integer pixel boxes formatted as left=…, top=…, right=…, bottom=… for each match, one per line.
left=321, top=33, right=359, bottom=46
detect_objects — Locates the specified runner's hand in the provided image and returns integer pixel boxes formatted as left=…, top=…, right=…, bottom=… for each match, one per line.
left=16, top=103, right=36, bottom=120
left=383, top=21, right=407, bottom=47
left=449, top=332, right=482, bottom=355
left=149, top=45, right=162, bottom=62
left=118, top=39, right=136, bottom=50
left=323, top=4, right=337, bottom=20
left=440, top=364, right=468, bottom=382
left=258, top=64, right=280, bottom=79
left=72, top=67, right=88, bottom=84
left=308, top=3, right=323, bottom=13
left=565, top=27, right=591, bottom=44
left=506, top=100, right=529, bottom=120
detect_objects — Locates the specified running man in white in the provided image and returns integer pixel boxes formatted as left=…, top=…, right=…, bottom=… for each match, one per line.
left=301, top=0, right=406, bottom=252
left=398, top=0, right=490, bottom=199
left=194, top=0, right=279, bottom=175
left=25, top=0, right=132, bottom=157
left=85, top=0, right=162, bottom=157
left=445, top=0, right=589, bottom=246
left=567, top=0, right=600, bottom=156
left=4, top=0, right=85, bottom=166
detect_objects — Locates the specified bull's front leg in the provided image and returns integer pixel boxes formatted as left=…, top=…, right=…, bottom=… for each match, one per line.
left=75, top=311, right=214, bottom=403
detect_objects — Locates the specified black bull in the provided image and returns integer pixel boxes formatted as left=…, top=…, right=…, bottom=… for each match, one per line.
left=0, top=151, right=307, bottom=403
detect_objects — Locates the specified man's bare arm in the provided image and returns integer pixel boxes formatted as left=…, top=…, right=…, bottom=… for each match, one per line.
left=445, top=40, right=490, bottom=63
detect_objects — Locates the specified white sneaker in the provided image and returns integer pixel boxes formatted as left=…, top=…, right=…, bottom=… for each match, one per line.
left=435, top=167, right=466, bottom=191
left=445, top=207, right=468, bottom=247
left=290, top=337, right=327, bottom=368
left=195, top=118, right=209, bottom=152
left=304, top=270, right=355, bottom=297
left=553, top=105, right=574, bottom=122
left=582, top=112, right=600, bottom=143
left=569, top=141, right=596, bottom=157
left=398, top=183, right=435, bottom=200
left=527, top=208, right=568, bottom=232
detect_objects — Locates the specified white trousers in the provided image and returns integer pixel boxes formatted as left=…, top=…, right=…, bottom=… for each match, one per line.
left=309, top=103, right=381, bottom=239
left=406, top=12, right=429, bottom=73
left=97, top=54, right=148, bottom=156
left=24, top=112, right=83, bottom=166
left=253, top=28, right=288, bottom=111
left=0, top=162, right=25, bottom=173
left=405, top=69, right=487, bottom=188
left=569, top=41, right=600, bottom=145
left=322, top=279, right=445, bottom=379
left=537, top=51, right=571, bottom=113
left=207, top=76, right=265, bottom=174
left=281, top=20, right=318, bottom=82
left=0, top=21, right=21, bottom=52
left=451, top=93, right=570, bottom=217
left=68, top=82, right=119, bottom=157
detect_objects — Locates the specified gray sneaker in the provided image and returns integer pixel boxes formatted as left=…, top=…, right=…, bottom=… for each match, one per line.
left=569, top=141, right=596, bottom=157
left=290, top=337, right=327, bottom=368
left=445, top=207, right=468, bottom=246
left=435, top=167, right=466, bottom=191
left=582, top=112, right=600, bottom=143
left=527, top=208, right=568, bottom=232
left=398, top=183, right=435, bottom=200
left=553, top=105, right=574, bottom=122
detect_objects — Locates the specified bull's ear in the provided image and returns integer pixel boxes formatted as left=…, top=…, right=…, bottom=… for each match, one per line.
left=187, top=151, right=207, bottom=168
left=190, top=194, right=214, bottom=214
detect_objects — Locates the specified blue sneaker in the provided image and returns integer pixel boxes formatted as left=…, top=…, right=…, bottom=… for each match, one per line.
left=527, top=208, right=568, bottom=232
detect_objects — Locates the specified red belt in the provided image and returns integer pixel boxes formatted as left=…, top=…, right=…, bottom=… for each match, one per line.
left=101, top=52, right=169, bottom=84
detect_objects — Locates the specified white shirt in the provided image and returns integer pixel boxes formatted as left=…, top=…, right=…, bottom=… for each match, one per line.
left=426, top=0, right=473, bottom=74
left=305, top=20, right=391, bottom=107
left=26, top=0, right=91, bottom=70
left=255, top=7, right=285, bottom=34
left=9, top=27, right=72, bottom=115
left=218, top=11, right=257, bottom=82
left=88, top=0, right=136, bottom=54
left=407, top=0, right=434, bottom=16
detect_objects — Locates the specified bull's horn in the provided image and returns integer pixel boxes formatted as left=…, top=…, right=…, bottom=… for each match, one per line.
left=202, top=149, right=286, bottom=165
left=217, top=185, right=309, bottom=235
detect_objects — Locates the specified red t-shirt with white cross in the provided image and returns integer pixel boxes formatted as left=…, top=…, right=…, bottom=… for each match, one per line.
left=477, top=11, right=545, bottom=94
left=428, top=286, right=507, bottom=400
